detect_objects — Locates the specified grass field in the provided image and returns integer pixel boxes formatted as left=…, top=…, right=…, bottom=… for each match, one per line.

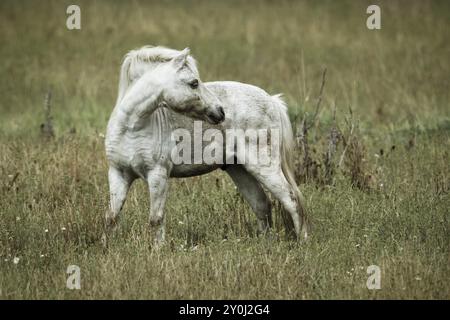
left=0, top=0, right=449, bottom=299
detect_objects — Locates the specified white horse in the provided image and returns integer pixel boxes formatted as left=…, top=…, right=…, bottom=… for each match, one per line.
left=105, top=46, right=309, bottom=246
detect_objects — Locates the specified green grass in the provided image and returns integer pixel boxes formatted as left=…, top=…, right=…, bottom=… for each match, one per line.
left=0, top=0, right=449, bottom=299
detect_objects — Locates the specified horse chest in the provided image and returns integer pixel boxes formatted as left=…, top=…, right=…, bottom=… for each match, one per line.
left=106, top=132, right=168, bottom=176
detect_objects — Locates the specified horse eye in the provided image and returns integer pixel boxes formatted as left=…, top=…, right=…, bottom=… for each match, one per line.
left=189, top=79, right=199, bottom=89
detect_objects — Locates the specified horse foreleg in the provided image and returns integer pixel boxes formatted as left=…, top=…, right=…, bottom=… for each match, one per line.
left=147, top=166, right=170, bottom=247
left=106, top=166, right=133, bottom=230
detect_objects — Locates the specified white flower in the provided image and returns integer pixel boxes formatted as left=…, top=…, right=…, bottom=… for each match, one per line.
left=44, top=229, right=49, bottom=233
left=13, top=257, right=20, bottom=264
left=61, top=227, right=66, bottom=231
left=40, top=254, right=45, bottom=258
left=16, top=216, right=21, bottom=221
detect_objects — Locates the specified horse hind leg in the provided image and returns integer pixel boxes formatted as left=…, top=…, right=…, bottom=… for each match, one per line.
left=225, top=165, right=272, bottom=234
left=245, top=164, right=307, bottom=240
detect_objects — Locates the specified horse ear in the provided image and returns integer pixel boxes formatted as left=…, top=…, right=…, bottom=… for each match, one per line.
left=172, top=48, right=190, bottom=69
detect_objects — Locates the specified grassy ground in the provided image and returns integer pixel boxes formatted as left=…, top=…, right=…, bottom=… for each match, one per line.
left=0, top=0, right=449, bottom=299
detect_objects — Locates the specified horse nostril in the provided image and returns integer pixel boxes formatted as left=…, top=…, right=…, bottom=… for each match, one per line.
left=218, top=106, right=225, bottom=118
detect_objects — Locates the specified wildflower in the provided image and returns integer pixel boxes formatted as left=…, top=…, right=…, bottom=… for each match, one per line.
left=13, top=257, right=20, bottom=264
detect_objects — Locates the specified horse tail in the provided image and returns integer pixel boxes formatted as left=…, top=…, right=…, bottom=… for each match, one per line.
left=271, top=94, right=310, bottom=239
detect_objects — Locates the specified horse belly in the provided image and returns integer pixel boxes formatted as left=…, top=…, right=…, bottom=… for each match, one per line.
left=170, top=163, right=220, bottom=178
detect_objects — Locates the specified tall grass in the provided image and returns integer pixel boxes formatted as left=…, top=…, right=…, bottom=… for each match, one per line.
left=0, top=0, right=448, bottom=299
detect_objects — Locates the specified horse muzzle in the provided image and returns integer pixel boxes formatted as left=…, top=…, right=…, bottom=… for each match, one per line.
left=205, top=105, right=225, bottom=125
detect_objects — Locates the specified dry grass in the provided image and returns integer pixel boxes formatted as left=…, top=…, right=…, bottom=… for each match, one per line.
left=0, top=0, right=449, bottom=299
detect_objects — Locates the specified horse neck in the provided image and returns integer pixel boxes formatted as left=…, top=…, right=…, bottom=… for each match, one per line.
left=108, top=101, right=172, bottom=134
left=147, top=107, right=173, bottom=140
left=107, top=66, right=173, bottom=155
left=111, top=70, right=164, bottom=128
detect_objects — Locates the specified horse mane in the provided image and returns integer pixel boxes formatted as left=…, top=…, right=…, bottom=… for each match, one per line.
left=115, top=45, right=198, bottom=106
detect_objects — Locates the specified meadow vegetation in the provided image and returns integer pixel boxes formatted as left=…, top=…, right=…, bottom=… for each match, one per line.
left=0, top=0, right=448, bottom=299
